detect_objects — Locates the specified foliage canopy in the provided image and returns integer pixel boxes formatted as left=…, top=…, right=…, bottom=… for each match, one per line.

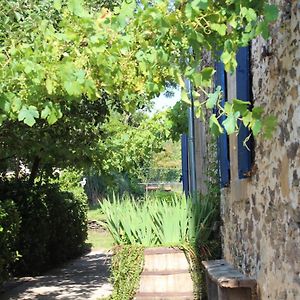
left=0, top=0, right=278, bottom=137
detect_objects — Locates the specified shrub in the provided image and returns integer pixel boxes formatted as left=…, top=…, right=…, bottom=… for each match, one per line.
left=0, top=200, right=20, bottom=283
left=46, top=186, right=88, bottom=265
left=110, top=245, right=144, bottom=300
left=0, top=180, right=88, bottom=276
left=13, top=190, right=51, bottom=275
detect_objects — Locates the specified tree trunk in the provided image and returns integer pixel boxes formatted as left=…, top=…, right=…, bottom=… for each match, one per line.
left=28, top=156, right=41, bottom=186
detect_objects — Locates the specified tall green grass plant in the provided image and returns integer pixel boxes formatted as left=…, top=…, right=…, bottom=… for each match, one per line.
left=100, top=194, right=216, bottom=247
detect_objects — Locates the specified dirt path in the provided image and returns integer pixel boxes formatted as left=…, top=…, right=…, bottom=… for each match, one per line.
left=0, top=250, right=112, bottom=300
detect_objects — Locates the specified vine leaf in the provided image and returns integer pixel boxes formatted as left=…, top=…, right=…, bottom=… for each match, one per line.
left=263, top=116, right=277, bottom=138
left=210, top=23, right=227, bottom=36
left=53, top=0, right=62, bottom=11
left=67, top=0, right=86, bottom=17
left=222, top=112, right=240, bottom=134
left=206, top=86, right=221, bottom=109
left=209, top=114, right=223, bottom=136
left=232, top=98, right=250, bottom=116
left=251, top=119, right=262, bottom=136
left=18, top=106, right=39, bottom=126
left=264, top=4, right=278, bottom=22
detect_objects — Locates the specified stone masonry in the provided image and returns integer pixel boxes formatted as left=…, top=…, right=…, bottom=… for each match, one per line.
left=221, top=1, right=300, bottom=299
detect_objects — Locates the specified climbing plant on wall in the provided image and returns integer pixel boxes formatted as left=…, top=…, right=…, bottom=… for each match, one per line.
left=0, top=0, right=278, bottom=136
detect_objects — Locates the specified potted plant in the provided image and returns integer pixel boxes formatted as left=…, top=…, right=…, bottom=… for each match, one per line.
left=101, top=193, right=217, bottom=300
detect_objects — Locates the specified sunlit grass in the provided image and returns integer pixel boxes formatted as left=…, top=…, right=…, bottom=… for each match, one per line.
left=87, top=204, right=105, bottom=222
left=87, top=230, right=114, bottom=250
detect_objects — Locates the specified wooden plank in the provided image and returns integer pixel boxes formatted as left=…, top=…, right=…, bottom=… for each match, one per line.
left=142, top=269, right=190, bottom=276
left=202, top=260, right=256, bottom=288
left=226, top=72, right=238, bottom=182
left=144, top=247, right=183, bottom=255
left=135, top=291, right=194, bottom=300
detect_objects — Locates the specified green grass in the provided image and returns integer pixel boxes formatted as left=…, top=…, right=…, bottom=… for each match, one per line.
left=87, top=204, right=105, bottom=222
left=87, top=205, right=114, bottom=250
left=87, top=230, right=114, bottom=250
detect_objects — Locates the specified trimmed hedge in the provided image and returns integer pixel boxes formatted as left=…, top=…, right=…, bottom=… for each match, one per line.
left=0, top=181, right=88, bottom=278
left=0, top=200, right=20, bottom=283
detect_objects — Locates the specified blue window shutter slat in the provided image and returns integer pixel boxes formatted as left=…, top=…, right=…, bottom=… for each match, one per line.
left=181, top=134, right=189, bottom=196
left=215, top=60, right=230, bottom=187
left=236, top=46, right=253, bottom=179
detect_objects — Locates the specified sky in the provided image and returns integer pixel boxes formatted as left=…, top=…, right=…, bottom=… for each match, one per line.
left=151, top=87, right=181, bottom=114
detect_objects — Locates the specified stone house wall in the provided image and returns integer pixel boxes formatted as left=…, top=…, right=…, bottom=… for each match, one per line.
left=221, top=1, right=300, bottom=299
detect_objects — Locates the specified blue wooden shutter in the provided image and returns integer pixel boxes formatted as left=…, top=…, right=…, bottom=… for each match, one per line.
left=215, top=60, right=230, bottom=187
left=236, top=46, right=253, bottom=178
left=181, top=134, right=189, bottom=196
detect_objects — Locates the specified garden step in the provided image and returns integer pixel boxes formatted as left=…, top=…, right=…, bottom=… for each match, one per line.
left=142, top=269, right=189, bottom=275
left=138, top=272, right=193, bottom=294
left=143, top=247, right=190, bottom=272
left=134, top=291, right=194, bottom=300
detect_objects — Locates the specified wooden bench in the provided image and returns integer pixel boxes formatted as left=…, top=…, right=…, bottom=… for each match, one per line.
left=202, top=259, right=257, bottom=300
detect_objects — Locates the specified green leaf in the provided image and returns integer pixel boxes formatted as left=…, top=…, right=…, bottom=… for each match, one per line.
left=192, top=67, right=215, bottom=87
left=264, top=4, right=278, bottom=22
left=224, top=102, right=232, bottom=114
left=11, top=97, right=22, bottom=113
left=116, top=0, right=136, bottom=26
left=181, top=90, right=191, bottom=105
left=195, top=106, right=204, bottom=120
left=257, top=20, right=269, bottom=39
left=242, top=111, right=252, bottom=127
left=191, top=73, right=202, bottom=86
left=200, top=67, right=215, bottom=87
left=48, top=110, right=59, bottom=125
left=241, top=7, right=257, bottom=22
left=191, top=0, right=208, bottom=11
left=0, top=114, right=7, bottom=126
left=263, top=115, right=277, bottom=139
left=251, top=119, right=262, bottom=136
left=221, top=51, right=231, bottom=64
left=0, top=97, right=11, bottom=113
left=64, top=81, right=82, bottom=96
left=209, top=114, right=223, bottom=136
left=46, top=78, right=54, bottom=94
left=41, top=105, right=51, bottom=119
left=222, top=112, right=239, bottom=134
left=252, top=106, right=264, bottom=119
left=67, top=0, right=86, bottom=17
left=53, top=0, right=62, bottom=11
left=232, top=98, right=250, bottom=116
left=18, top=106, right=39, bottom=126
left=210, top=23, right=227, bottom=36
left=206, top=86, right=221, bottom=109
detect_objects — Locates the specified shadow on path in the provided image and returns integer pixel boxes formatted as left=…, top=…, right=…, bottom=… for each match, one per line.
left=0, top=251, right=112, bottom=300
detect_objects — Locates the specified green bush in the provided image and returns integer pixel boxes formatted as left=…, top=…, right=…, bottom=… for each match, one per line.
left=46, top=186, right=88, bottom=265
left=13, top=184, right=88, bottom=275
left=0, top=180, right=88, bottom=276
left=110, top=245, right=144, bottom=300
left=13, top=190, right=51, bottom=275
left=0, top=200, right=20, bottom=283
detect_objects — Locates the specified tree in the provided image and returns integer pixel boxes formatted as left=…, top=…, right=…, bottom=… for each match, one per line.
left=1, top=0, right=278, bottom=138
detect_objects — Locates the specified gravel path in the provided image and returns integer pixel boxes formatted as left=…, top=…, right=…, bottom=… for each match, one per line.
left=0, top=250, right=112, bottom=300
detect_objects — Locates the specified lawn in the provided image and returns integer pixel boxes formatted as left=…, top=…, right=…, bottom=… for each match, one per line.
left=87, top=230, right=114, bottom=250
left=87, top=204, right=114, bottom=250
left=87, top=204, right=105, bottom=222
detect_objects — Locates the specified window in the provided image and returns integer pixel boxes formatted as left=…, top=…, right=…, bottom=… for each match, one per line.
left=216, top=46, right=254, bottom=187
left=236, top=46, right=254, bottom=179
